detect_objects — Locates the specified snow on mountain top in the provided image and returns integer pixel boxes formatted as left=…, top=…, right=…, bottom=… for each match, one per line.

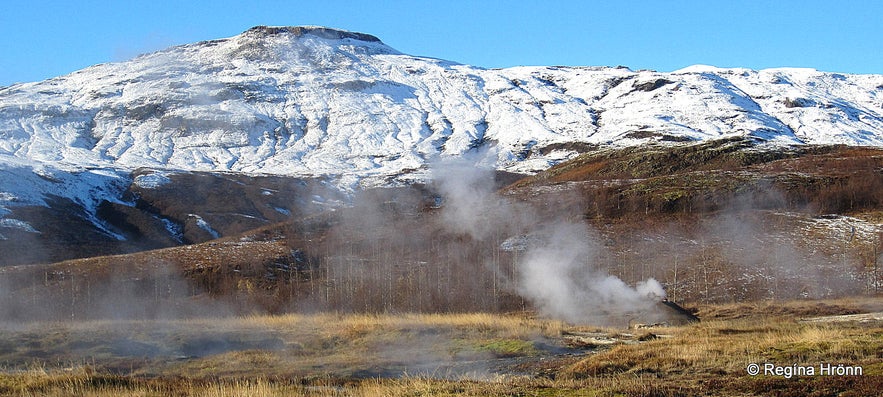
left=673, top=65, right=752, bottom=75
left=1, top=25, right=883, bottom=198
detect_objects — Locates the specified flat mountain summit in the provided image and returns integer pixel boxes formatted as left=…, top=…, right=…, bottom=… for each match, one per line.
left=242, top=25, right=384, bottom=42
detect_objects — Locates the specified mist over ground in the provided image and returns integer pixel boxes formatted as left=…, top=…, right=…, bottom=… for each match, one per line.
left=1, top=146, right=880, bottom=325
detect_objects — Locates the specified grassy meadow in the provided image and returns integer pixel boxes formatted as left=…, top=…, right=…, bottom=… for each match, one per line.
left=1, top=299, right=881, bottom=396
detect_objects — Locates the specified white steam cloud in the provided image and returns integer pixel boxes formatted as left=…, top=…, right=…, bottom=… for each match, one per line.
left=516, top=222, right=665, bottom=324
left=432, top=158, right=665, bottom=325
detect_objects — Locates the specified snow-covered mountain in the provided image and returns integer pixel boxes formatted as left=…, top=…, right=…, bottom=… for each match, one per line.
left=3, top=26, right=883, bottom=180
left=1, top=25, right=883, bottom=256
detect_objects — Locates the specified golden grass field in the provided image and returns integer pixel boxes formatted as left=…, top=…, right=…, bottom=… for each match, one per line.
left=1, top=299, right=881, bottom=396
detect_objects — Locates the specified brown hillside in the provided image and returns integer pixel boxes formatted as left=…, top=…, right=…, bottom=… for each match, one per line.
left=2, top=139, right=882, bottom=321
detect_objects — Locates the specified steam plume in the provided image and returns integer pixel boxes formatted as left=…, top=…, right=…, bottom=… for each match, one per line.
left=432, top=159, right=665, bottom=325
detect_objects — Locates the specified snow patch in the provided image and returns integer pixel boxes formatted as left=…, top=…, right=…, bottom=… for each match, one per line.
left=500, top=234, right=544, bottom=252
left=0, top=218, right=39, bottom=233
left=133, top=172, right=172, bottom=189
left=189, top=214, right=220, bottom=239
left=159, top=216, right=184, bottom=243
left=807, top=214, right=882, bottom=242
left=0, top=160, right=131, bottom=225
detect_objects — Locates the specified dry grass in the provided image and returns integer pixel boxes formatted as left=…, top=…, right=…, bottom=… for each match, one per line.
left=0, top=312, right=567, bottom=383
left=560, top=312, right=883, bottom=396
left=150, top=311, right=565, bottom=338
left=0, top=368, right=678, bottom=397
left=2, top=303, right=882, bottom=396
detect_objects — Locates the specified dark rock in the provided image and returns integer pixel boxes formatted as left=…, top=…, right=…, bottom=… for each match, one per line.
left=633, top=79, right=674, bottom=92
left=245, top=26, right=382, bottom=43
left=783, top=97, right=816, bottom=108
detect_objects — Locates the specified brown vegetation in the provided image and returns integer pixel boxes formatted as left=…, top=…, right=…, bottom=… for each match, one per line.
left=1, top=301, right=881, bottom=396
left=2, top=139, right=882, bottom=322
left=510, top=139, right=883, bottom=220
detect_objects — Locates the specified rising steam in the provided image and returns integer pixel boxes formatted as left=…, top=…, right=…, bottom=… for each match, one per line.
left=516, top=223, right=665, bottom=324
left=432, top=158, right=665, bottom=325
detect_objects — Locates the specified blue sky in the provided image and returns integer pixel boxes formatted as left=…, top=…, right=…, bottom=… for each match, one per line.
left=1, top=0, right=881, bottom=86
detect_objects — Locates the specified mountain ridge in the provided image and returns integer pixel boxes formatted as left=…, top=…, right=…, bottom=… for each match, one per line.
left=1, top=26, right=883, bottom=257
left=2, top=25, right=882, bottom=187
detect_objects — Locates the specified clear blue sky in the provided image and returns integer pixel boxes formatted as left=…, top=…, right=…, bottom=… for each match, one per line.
left=2, top=0, right=881, bottom=86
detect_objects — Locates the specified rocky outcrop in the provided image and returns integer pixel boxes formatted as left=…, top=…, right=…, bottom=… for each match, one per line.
left=244, top=25, right=383, bottom=42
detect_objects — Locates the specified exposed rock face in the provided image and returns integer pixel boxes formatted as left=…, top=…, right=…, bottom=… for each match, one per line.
left=658, top=300, right=700, bottom=325
left=244, top=25, right=383, bottom=42
left=633, top=78, right=674, bottom=92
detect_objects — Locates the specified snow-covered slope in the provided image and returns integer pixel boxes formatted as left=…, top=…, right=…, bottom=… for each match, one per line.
left=3, top=26, right=883, bottom=175
left=1, top=25, right=883, bottom=211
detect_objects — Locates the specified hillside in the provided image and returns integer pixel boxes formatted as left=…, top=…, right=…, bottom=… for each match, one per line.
left=3, top=139, right=881, bottom=323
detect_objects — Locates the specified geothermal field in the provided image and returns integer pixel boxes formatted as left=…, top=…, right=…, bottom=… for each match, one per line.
left=2, top=146, right=883, bottom=396
left=2, top=21, right=883, bottom=396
